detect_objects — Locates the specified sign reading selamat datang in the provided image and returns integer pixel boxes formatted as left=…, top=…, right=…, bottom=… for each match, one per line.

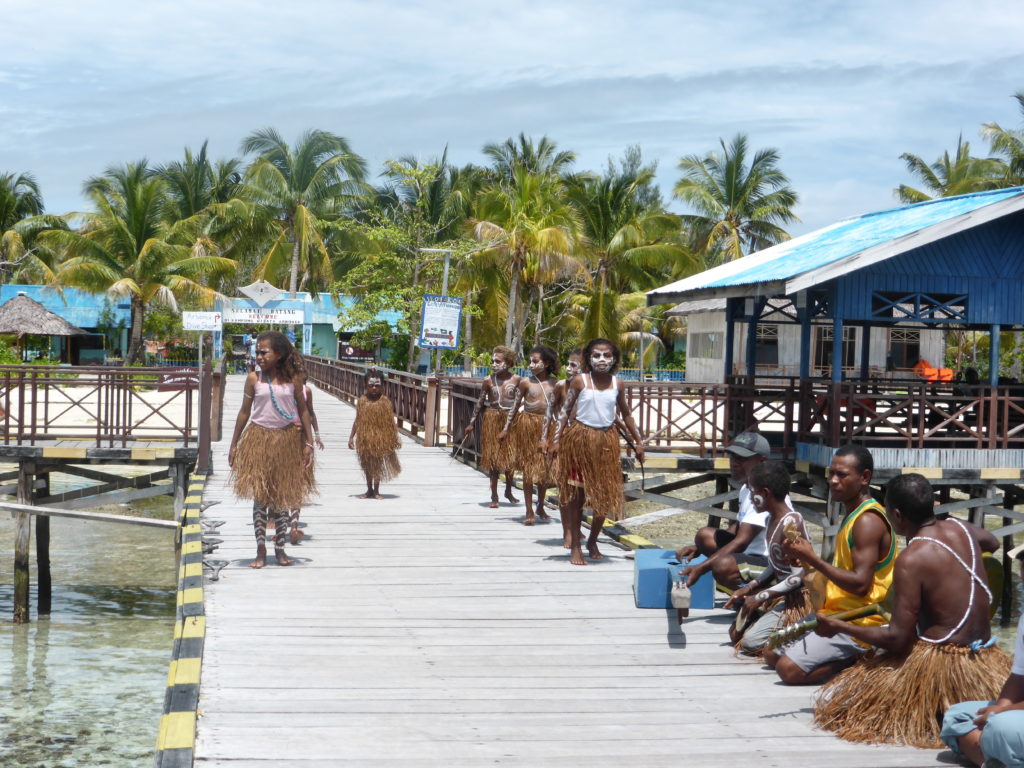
left=222, top=306, right=305, bottom=325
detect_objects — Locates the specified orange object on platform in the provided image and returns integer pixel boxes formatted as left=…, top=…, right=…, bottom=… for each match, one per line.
left=913, top=360, right=953, bottom=382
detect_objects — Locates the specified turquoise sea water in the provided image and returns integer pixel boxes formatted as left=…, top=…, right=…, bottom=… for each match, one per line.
left=0, top=486, right=177, bottom=767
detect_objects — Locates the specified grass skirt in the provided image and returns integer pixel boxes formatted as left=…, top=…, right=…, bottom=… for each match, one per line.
left=231, top=423, right=317, bottom=510
left=481, top=408, right=515, bottom=473
left=556, top=422, right=624, bottom=520
left=355, top=395, right=402, bottom=484
left=813, top=640, right=1011, bottom=748
left=510, top=411, right=552, bottom=484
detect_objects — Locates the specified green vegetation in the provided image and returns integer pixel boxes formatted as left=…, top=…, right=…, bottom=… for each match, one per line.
left=1, top=91, right=1022, bottom=370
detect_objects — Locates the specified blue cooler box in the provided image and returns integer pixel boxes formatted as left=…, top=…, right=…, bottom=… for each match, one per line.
left=633, top=549, right=714, bottom=609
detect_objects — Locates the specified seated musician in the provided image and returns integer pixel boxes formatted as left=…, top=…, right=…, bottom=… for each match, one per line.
left=724, top=461, right=812, bottom=655
left=810, top=473, right=1006, bottom=748
left=764, top=444, right=894, bottom=685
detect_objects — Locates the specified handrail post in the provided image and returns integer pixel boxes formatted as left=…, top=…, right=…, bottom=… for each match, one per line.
left=196, top=359, right=213, bottom=474
left=423, top=376, right=439, bottom=447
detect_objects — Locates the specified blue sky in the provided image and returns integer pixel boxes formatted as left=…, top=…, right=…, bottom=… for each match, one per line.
left=2, top=0, right=1022, bottom=235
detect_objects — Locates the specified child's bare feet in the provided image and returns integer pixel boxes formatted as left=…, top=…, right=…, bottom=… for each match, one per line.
left=587, top=542, right=604, bottom=560
left=537, top=506, right=551, bottom=521
left=522, top=514, right=535, bottom=526
left=250, top=545, right=267, bottom=569
left=290, top=527, right=304, bottom=545
left=275, top=548, right=293, bottom=566
left=373, top=493, right=384, bottom=500
left=504, top=489, right=519, bottom=504
left=489, top=496, right=500, bottom=509
left=563, top=531, right=572, bottom=549
left=569, top=546, right=586, bottom=565
left=359, top=491, right=373, bottom=499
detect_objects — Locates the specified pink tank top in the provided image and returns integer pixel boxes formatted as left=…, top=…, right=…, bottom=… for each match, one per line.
left=250, top=377, right=299, bottom=429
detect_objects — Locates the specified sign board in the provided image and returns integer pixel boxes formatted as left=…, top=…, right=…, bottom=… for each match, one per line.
left=157, top=368, right=200, bottom=392
left=182, top=311, right=223, bottom=332
left=338, top=341, right=374, bottom=362
left=222, top=306, right=305, bottom=325
left=417, top=294, right=463, bottom=350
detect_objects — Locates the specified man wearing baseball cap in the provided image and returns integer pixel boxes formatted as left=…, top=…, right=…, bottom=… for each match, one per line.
left=678, top=431, right=790, bottom=591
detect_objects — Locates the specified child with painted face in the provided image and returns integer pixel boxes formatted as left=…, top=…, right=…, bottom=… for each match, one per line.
left=550, top=339, right=644, bottom=566
left=499, top=345, right=559, bottom=525
left=463, top=346, right=521, bottom=508
left=228, top=331, right=317, bottom=568
left=542, top=348, right=582, bottom=547
left=348, top=369, right=401, bottom=499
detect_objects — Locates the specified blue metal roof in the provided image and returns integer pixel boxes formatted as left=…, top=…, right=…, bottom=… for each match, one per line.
left=649, top=186, right=1024, bottom=302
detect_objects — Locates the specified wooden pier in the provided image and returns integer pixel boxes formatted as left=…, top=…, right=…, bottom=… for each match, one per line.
left=192, top=377, right=936, bottom=767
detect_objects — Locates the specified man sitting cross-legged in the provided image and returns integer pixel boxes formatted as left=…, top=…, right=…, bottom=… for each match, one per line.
left=764, top=444, right=894, bottom=685
left=810, top=472, right=1007, bottom=748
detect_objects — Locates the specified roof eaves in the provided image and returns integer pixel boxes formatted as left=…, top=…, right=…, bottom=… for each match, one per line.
left=784, top=192, right=1024, bottom=295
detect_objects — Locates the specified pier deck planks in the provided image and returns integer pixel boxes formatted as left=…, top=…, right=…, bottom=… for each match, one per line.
left=195, top=377, right=939, bottom=767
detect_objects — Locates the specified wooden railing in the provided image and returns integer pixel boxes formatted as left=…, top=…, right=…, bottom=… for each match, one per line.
left=0, top=364, right=202, bottom=447
left=303, top=357, right=439, bottom=441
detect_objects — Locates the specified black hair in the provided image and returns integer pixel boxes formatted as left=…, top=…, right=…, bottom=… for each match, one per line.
left=747, top=461, right=791, bottom=502
left=834, top=443, right=873, bottom=474
left=365, top=367, right=385, bottom=383
left=582, top=338, right=621, bottom=374
left=529, top=345, right=559, bottom=377
left=256, top=330, right=303, bottom=380
left=884, top=473, right=935, bottom=525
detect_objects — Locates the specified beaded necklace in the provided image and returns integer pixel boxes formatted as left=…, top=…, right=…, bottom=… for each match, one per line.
left=263, top=372, right=295, bottom=421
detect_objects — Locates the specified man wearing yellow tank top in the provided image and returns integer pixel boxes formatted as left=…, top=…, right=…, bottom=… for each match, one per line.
left=763, top=444, right=895, bottom=685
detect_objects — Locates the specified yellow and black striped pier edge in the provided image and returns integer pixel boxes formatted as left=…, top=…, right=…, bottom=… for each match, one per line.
left=154, top=474, right=207, bottom=768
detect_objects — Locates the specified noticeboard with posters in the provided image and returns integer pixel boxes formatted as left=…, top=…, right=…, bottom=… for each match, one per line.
left=417, top=294, right=463, bottom=350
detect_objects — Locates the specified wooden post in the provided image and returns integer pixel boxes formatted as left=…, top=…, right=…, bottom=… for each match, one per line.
left=35, top=471, right=51, bottom=616
left=1002, top=490, right=1015, bottom=627
left=171, top=462, right=187, bottom=525
left=13, top=460, right=35, bottom=623
left=422, top=376, right=439, bottom=447
left=196, top=359, right=213, bottom=474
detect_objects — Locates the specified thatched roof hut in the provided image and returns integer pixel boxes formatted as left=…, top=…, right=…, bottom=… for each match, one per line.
left=0, top=293, right=87, bottom=338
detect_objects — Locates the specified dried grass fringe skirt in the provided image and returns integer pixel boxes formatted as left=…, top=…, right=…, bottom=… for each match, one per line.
left=556, top=422, right=624, bottom=520
left=355, top=395, right=402, bottom=484
left=231, top=422, right=317, bottom=510
left=481, top=408, right=515, bottom=473
left=813, top=640, right=1011, bottom=748
left=510, top=411, right=552, bottom=484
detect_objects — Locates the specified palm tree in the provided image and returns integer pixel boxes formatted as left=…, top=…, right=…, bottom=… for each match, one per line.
left=239, top=128, right=367, bottom=295
left=674, top=133, right=799, bottom=263
left=471, top=167, right=582, bottom=352
left=482, top=134, right=576, bottom=183
left=0, top=172, right=44, bottom=281
left=569, top=148, right=696, bottom=341
left=156, top=141, right=243, bottom=219
left=895, top=135, right=1006, bottom=203
left=40, top=161, right=236, bottom=363
left=982, top=91, right=1024, bottom=186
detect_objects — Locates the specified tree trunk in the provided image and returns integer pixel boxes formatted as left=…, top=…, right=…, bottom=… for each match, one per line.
left=463, top=289, right=474, bottom=371
left=289, top=236, right=300, bottom=296
left=505, top=260, right=521, bottom=349
left=533, top=284, right=543, bottom=346
left=125, top=298, right=145, bottom=364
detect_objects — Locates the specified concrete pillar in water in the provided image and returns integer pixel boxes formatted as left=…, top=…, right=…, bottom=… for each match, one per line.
left=36, top=471, right=51, bottom=616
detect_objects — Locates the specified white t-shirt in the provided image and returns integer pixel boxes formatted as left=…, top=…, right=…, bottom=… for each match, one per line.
left=1012, top=614, right=1024, bottom=676
left=737, top=484, right=796, bottom=557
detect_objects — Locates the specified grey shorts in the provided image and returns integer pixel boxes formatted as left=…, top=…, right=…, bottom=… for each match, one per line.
left=781, top=628, right=866, bottom=673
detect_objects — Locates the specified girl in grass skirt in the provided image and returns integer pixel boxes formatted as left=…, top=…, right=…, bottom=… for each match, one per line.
left=499, top=344, right=558, bottom=525
left=348, top=369, right=401, bottom=499
left=228, top=331, right=317, bottom=568
left=550, top=339, right=644, bottom=566
left=463, top=346, right=521, bottom=508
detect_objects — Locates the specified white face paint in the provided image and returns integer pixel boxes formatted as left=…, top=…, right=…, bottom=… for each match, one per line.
left=492, top=357, right=507, bottom=372
left=565, top=359, right=581, bottom=379
left=528, top=355, right=546, bottom=376
left=590, top=348, right=614, bottom=373
left=367, top=377, right=382, bottom=388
